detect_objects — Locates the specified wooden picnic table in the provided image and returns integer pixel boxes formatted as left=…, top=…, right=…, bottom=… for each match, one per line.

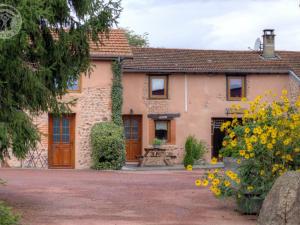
left=139, top=147, right=176, bottom=167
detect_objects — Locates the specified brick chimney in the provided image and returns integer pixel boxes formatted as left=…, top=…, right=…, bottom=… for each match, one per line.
left=262, top=29, right=275, bottom=58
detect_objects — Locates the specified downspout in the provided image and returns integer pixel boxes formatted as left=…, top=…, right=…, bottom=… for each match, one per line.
left=185, top=74, right=188, bottom=112
left=289, top=70, right=300, bottom=84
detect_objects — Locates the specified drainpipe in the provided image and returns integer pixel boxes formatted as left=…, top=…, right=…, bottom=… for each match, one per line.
left=185, top=74, right=188, bottom=112
left=289, top=70, right=300, bottom=84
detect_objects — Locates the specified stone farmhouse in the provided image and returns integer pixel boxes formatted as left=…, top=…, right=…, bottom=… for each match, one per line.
left=7, top=29, right=300, bottom=169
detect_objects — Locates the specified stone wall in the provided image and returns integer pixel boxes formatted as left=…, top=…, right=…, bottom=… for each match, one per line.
left=76, top=87, right=111, bottom=168
left=289, top=73, right=300, bottom=103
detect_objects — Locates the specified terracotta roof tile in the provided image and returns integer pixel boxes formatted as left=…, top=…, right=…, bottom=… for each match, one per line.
left=51, top=29, right=132, bottom=58
left=123, top=47, right=300, bottom=76
left=89, top=29, right=132, bottom=58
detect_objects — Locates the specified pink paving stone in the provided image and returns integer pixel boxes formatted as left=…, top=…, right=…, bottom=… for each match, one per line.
left=0, top=169, right=257, bottom=225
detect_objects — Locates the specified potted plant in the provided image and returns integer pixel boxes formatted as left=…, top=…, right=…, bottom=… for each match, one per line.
left=152, top=138, right=163, bottom=148
left=220, top=152, right=241, bottom=173
left=236, top=192, right=264, bottom=214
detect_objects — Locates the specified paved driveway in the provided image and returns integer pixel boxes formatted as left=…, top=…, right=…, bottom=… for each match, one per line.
left=0, top=169, right=256, bottom=225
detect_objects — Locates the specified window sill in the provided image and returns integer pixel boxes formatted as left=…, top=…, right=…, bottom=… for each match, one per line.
left=147, top=98, right=169, bottom=100
left=67, top=90, right=81, bottom=94
left=227, top=99, right=242, bottom=101
left=147, top=144, right=177, bottom=148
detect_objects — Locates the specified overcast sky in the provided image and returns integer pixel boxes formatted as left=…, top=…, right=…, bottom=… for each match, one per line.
left=119, top=0, right=300, bottom=51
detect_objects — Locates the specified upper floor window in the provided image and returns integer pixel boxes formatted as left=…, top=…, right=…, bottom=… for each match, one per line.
left=67, top=77, right=81, bottom=92
left=227, top=76, right=245, bottom=101
left=149, top=75, right=168, bottom=99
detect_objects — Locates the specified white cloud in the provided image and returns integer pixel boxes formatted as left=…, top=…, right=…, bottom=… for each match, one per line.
left=119, top=0, right=300, bottom=50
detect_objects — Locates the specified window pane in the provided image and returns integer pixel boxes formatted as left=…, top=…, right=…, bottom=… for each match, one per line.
left=67, top=79, right=79, bottom=91
left=152, top=78, right=165, bottom=96
left=131, top=119, right=139, bottom=141
left=155, top=121, right=168, bottom=141
left=230, top=78, right=242, bottom=98
left=124, top=119, right=131, bottom=140
left=53, top=118, right=60, bottom=143
left=62, top=118, right=70, bottom=143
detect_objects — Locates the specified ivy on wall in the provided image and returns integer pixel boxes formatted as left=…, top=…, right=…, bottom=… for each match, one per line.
left=90, top=60, right=125, bottom=170
left=111, top=60, right=123, bottom=126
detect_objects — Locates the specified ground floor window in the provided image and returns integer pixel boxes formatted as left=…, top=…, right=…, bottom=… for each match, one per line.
left=155, top=120, right=170, bottom=142
left=149, top=118, right=176, bottom=145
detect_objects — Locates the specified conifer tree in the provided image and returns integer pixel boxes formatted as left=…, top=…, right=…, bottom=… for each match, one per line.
left=0, top=0, right=121, bottom=160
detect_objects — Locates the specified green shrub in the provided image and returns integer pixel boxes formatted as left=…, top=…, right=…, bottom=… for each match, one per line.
left=183, top=135, right=207, bottom=167
left=91, top=122, right=125, bottom=170
left=192, top=140, right=206, bottom=161
left=0, top=202, right=20, bottom=225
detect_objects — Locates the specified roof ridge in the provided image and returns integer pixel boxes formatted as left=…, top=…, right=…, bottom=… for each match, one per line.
left=132, top=47, right=300, bottom=54
left=132, top=47, right=259, bottom=53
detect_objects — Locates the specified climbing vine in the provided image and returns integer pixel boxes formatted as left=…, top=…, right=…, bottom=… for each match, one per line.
left=111, top=60, right=123, bottom=126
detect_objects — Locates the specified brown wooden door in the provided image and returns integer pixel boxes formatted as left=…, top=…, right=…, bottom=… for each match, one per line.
left=49, top=114, right=75, bottom=168
left=123, top=115, right=142, bottom=162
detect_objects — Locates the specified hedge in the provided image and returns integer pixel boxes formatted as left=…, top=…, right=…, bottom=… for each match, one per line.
left=91, top=122, right=125, bottom=170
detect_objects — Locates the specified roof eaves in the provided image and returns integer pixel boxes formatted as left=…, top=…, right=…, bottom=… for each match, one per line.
left=90, top=54, right=133, bottom=60
left=123, top=68, right=289, bottom=74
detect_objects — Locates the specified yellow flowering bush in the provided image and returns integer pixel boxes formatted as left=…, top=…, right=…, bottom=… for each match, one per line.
left=197, top=90, right=300, bottom=214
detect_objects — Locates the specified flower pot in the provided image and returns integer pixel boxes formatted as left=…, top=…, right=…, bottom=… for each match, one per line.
left=236, top=194, right=264, bottom=215
left=152, top=144, right=161, bottom=149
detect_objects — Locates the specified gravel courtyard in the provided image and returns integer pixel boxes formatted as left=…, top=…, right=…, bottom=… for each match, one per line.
left=0, top=169, right=257, bottom=225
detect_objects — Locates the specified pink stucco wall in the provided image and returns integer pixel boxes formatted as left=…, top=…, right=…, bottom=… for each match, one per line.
left=7, top=61, right=114, bottom=169
left=122, top=73, right=290, bottom=162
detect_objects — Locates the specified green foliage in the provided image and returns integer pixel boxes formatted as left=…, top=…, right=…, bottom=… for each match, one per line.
left=183, top=135, right=207, bottom=167
left=152, top=138, right=163, bottom=146
left=200, top=91, right=300, bottom=214
left=183, top=151, right=194, bottom=167
left=0, top=202, right=20, bottom=225
left=0, top=178, right=5, bottom=185
left=193, top=139, right=207, bottom=161
left=124, top=28, right=149, bottom=47
left=0, top=0, right=121, bottom=160
left=111, top=61, right=123, bottom=126
left=91, top=122, right=125, bottom=170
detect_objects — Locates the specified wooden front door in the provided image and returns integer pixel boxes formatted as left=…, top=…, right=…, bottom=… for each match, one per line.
left=49, top=114, right=75, bottom=168
left=123, top=115, right=142, bottom=162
